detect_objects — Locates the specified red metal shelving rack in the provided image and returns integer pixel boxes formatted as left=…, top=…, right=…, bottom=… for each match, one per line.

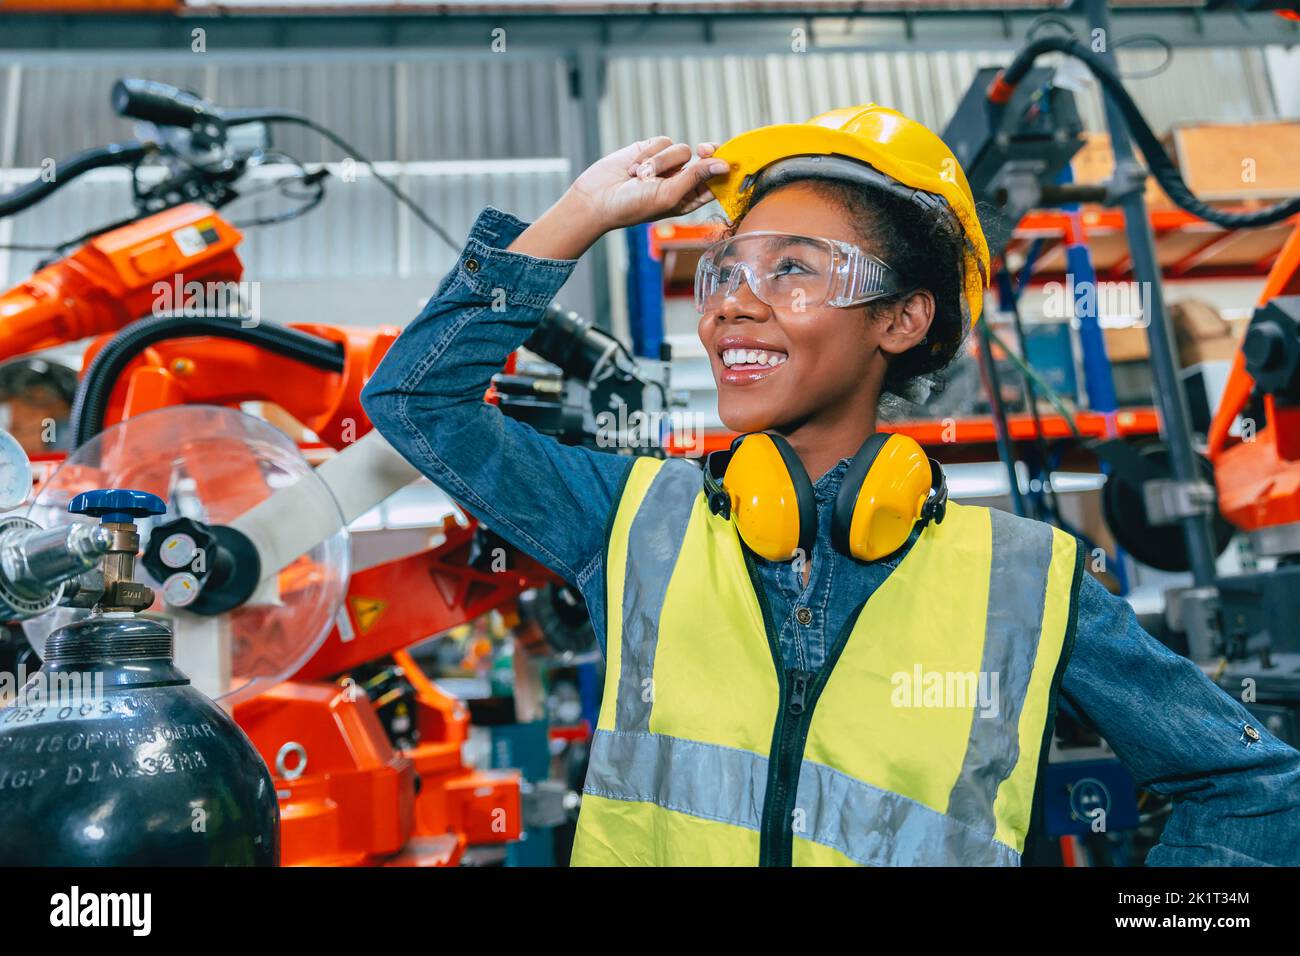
left=649, top=205, right=1298, bottom=451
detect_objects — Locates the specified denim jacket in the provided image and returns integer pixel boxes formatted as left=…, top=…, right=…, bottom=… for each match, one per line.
left=361, top=205, right=1300, bottom=866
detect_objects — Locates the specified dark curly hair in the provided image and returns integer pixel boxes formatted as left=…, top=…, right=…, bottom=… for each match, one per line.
left=726, top=174, right=968, bottom=403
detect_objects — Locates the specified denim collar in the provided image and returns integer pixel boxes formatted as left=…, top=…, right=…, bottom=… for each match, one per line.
left=812, top=457, right=853, bottom=502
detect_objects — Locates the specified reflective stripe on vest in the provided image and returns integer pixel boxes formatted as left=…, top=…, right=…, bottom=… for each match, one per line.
left=572, top=456, right=1083, bottom=866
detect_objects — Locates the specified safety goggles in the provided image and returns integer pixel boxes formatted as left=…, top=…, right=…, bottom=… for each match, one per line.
left=694, top=230, right=905, bottom=314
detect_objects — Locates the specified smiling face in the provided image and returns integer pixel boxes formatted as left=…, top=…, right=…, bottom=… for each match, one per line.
left=697, top=182, right=896, bottom=436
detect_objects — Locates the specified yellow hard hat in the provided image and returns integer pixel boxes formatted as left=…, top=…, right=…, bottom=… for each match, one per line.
left=706, top=104, right=991, bottom=325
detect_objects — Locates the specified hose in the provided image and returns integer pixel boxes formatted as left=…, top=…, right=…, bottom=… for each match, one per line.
left=233, top=111, right=462, bottom=253
left=980, top=321, right=1086, bottom=441
left=989, top=35, right=1300, bottom=229
left=69, top=313, right=345, bottom=448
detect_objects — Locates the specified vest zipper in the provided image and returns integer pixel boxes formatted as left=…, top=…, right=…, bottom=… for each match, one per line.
left=742, top=546, right=863, bottom=867
left=760, top=667, right=817, bottom=866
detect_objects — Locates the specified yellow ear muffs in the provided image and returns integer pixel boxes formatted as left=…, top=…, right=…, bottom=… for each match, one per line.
left=703, top=432, right=816, bottom=561
left=832, top=433, right=944, bottom=561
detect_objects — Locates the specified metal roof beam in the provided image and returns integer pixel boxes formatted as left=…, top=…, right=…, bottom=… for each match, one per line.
left=0, top=8, right=1294, bottom=57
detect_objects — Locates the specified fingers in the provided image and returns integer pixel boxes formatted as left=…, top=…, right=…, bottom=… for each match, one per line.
left=664, top=157, right=730, bottom=216
left=631, top=141, right=694, bottom=180
left=623, top=136, right=674, bottom=174
left=674, top=187, right=714, bottom=216
left=683, top=152, right=729, bottom=192
left=624, top=138, right=725, bottom=178
left=641, top=142, right=728, bottom=185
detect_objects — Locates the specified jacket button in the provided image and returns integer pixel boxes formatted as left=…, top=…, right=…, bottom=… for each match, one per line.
left=795, top=606, right=812, bottom=626
left=1243, top=724, right=1261, bottom=743
left=465, top=257, right=480, bottom=273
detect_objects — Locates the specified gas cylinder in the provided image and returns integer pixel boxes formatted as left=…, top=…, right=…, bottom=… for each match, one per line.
left=0, top=489, right=279, bottom=865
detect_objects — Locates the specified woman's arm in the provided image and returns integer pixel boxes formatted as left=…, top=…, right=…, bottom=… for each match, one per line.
left=359, top=201, right=628, bottom=598
left=360, top=139, right=728, bottom=638
left=1058, top=573, right=1300, bottom=865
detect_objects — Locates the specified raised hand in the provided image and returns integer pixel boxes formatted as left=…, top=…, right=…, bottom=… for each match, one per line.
left=569, top=137, right=728, bottom=231
left=507, top=138, right=726, bottom=261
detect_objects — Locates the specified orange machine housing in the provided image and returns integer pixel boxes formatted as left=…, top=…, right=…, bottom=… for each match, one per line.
left=1, top=204, right=243, bottom=364
left=1208, top=224, right=1300, bottom=533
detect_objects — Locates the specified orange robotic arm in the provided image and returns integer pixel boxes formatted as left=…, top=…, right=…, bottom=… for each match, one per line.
left=1208, top=224, right=1300, bottom=534
left=0, top=204, right=244, bottom=363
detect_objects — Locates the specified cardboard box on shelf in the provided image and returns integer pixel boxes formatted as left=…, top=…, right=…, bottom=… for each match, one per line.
left=1070, top=133, right=1172, bottom=208
left=1170, top=298, right=1249, bottom=367
left=1103, top=324, right=1150, bottom=363
left=1178, top=335, right=1241, bottom=366
left=1172, top=299, right=1229, bottom=340
left=1069, top=122, right=1300, bottom=211
left=1104, top=301, right=1250, bottom=369
left=1169, top=121, right=1300, bottom=202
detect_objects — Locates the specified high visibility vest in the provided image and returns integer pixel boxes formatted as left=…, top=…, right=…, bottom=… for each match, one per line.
left=571, top=456, right=1084, bottom=866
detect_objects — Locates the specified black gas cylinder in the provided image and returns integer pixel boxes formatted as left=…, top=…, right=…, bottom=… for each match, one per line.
left=0, top=488, right=279, bottom=865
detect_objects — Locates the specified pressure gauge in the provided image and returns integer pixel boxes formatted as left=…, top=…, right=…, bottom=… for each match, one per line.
left=0, top=430, right=32, bottom=512
left=162, top=571, right=201, bottom=608
left=159, top=532, right=199, bottom=569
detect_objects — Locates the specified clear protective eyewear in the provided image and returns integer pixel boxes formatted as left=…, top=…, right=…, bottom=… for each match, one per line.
left=695, top=230, right=905, bottom=315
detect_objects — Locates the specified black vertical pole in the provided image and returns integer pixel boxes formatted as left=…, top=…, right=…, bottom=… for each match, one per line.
left=1079, top=0, right=1220, bottom=591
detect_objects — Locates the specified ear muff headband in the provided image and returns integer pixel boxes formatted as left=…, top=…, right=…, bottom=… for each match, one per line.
left=703, top=431, right=947, bottom=564
left=703, top=448, right=733, bottom=518
left=924, top=457, right=948, bottom=524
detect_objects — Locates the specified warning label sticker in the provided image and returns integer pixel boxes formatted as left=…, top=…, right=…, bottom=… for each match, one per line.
left=172, top=225, right=208, bottom=257
left=349, top=596, right=387, bottom=635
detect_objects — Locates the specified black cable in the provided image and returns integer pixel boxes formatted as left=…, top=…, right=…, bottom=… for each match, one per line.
left=0, top=243, right=61, bottom=252
left=1024, top=14, right=1173, bottom=79
left=0, top=141, right=154, bottom=220
left=976, top=320, right=1028, bottom=517
left=231, top=177, right=325, bottom=229
left=226, top=151, right=328, bottom=229
left=1113, top=33, right=1175, bottom=80
left=44, top=215, right=143, bottom=259
left=981, top=321, right=1086, bottom=442
left=251, top=112, right=462, bottom=254
left=69, top=313, right=345, bottom=447
left=604, top=329, right=671, bottom=408
left=1025, top=13, right=1078, bottom=41
left=995, top=35, right=1300, bottom=228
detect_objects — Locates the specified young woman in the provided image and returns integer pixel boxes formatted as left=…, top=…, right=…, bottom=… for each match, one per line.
left=362, top=105, right=1300, bottom=867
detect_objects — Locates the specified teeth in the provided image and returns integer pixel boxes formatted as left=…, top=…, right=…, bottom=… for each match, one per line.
left=721, top=348, right=788, bottom=369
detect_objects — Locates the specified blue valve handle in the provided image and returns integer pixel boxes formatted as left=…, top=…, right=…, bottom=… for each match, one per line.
left=68, top=489, right=167, bottom=525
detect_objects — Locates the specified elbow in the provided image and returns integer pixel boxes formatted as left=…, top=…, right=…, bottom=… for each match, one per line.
left=359, top=371, right=404, bottom=438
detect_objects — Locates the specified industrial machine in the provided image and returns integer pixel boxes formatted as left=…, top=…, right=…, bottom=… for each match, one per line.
left=1205, top=229, right=1300, bottom=740
left=940, top=1, right=1300, bottom=864
left=963, top=2, right=1300, bottom=660
left=0, top=79, right=669, bottom=866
